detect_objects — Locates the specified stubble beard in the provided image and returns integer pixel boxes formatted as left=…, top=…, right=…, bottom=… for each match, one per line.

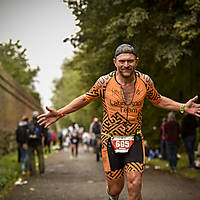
left=119, top=68, right=135, bottom=78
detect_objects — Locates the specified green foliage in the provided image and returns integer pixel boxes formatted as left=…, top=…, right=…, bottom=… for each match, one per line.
left=56, top=0, right=200, bottom=147
left=0, top=39, right=41, bottom=102
left=0, top=150, right=56, bottom=199
left=52, top=57, right=102, bottom=130
left=0, top=152, right=21, bottom=198
left=174, top=0, right=200, bottom=46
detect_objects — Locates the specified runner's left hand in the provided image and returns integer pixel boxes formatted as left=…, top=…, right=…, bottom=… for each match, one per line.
left=184, top=96, right=200, bottom=117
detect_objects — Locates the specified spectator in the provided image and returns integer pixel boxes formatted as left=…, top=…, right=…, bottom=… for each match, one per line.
left=160, top=117, right=167, bottom=160
left=181, top=113, right=198, bottom=168
left=148, top=149, right=155, bottom=160
left=44, top=129, right=51, bottom=153
left=164, top=112, right=180, bottom=173
left=143, top=140, right=149, bottom=158
left=82, top=132, right=90, bottom=152
left=28, top=111, right=45, bottom=176
left=154, top=149, right=160, bottom=158
left=196, top=143, right=200, bottom=168
left=16, top=115, right=29, bottom=174
left=89, top=117, right=102, bottom=152
left=63, top=133, right=71, bottom=149
left=51, top=131, right=57, bottom=146
left=58, top=131, right=63, bottom=150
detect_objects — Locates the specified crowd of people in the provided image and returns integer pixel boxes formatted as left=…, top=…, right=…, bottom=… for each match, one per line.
left=144, top=111, right=199, bottom=173
left=16, top=110, right=199, bottom=180
left=157, top=112, right=199, bottom=172
left=15, top=111, right=57, bottom=176
left=58, top=118, right=102, bottom=160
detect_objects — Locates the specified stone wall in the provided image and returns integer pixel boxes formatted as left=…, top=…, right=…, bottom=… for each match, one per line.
left=0, top=67, right=43, bottom=155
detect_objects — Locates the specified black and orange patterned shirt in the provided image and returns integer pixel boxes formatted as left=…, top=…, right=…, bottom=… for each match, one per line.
left=83, top=71, right=161, bottom=136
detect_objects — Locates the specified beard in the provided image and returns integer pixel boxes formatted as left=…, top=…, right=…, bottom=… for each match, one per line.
left=118, top=67, right=134, bottom=78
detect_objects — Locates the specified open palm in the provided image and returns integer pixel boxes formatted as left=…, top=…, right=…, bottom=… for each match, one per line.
left=37, top=106, right=60, bottom=128
left=185, top=96, right=200, bottom=117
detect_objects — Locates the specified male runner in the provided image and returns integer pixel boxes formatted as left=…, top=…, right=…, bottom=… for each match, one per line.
left=38, top=44, right=200, bottom=200
left=69, top=122, right=80, bottom=159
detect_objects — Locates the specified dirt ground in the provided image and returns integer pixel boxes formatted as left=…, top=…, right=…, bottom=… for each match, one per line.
left=5, top=145, right=200, bottom=200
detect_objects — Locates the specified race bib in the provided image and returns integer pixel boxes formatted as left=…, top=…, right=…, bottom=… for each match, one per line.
left=29, top=134, right=38, bottom=139
left=72, top=138, right=78, bottom=143
left=111, top=136, right=134, bottom=153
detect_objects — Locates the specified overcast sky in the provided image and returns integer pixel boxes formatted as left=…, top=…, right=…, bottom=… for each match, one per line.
left=0, top=0, right=78, bottom=109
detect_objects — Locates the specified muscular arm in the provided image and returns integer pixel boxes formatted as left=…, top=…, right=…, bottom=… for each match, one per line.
left=37, top=95, right=90, bottom=128
left=155, top=95, right=200, bottom=117
left=138, top=71, right=200, bottom=117
left=155, top=96, right=182, bottom=111
left=58, top=95, right=89, bottom=115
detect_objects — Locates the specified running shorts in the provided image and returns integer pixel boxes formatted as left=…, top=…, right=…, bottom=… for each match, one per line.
left=70, top=136, right=79, bottom=145
left=101, top=132, right=145, bottom=181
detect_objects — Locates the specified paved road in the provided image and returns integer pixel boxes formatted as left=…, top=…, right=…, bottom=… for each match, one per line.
left=5, top=145, right=200, bottom=200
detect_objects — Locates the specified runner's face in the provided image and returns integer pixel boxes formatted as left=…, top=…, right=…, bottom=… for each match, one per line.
left=113, top=53, right=138, bottom=78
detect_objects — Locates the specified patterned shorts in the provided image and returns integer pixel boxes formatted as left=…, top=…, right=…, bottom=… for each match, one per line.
left=101, top=133, right=145, bottom=181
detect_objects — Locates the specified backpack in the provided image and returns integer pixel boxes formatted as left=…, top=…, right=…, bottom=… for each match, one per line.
left=28, top=119, right=41, bottom=140
left=58, top=132, right=63, bottom=140
left=16, top=121, right=29, bottom=144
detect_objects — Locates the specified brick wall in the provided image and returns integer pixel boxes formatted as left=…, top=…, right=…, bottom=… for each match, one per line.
left=0, top=67, right=43, bottom=155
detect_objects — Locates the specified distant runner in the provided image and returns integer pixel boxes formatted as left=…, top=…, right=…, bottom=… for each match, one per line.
left=38, top=44, right=200, bottom=200
left=69, top=123, right=80, bottom=159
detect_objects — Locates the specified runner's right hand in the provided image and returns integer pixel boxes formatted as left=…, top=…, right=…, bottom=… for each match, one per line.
left=37, top=106, right=60, bottom=128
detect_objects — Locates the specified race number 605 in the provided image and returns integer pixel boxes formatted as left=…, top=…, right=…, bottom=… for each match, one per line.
left=116, top=140, right=129, bottom=148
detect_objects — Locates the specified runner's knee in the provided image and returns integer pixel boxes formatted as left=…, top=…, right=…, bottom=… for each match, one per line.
left=107, top=178, right=124, bottom=196
left=127, top=172, right=142, bottom=197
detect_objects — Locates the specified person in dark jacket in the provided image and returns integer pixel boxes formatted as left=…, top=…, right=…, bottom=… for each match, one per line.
left=181, top=113, right=198, bottom=168
left=164, top=112, right=180, bottom=172
left=16, top=115, right=29, bottom=174
left=89, top=117, right=102, bottom=152
left=28, top=111, right=45, bottom=176
left=160, top=117, right=167, bottom=160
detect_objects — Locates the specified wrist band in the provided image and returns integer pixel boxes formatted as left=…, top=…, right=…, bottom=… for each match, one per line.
left=180, top=104, right=185, bottom=114
left=59, top=112, right=67, bottom=117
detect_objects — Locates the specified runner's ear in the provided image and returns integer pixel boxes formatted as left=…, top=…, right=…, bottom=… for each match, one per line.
left=135, top=56, right=139, bottom=65
left=113, top=58, right=117, bottom=69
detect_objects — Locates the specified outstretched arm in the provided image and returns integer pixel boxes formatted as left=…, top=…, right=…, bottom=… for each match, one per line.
left=155, top=95, right=200, bottom=117
left=37, top=95, right=89, bottom=128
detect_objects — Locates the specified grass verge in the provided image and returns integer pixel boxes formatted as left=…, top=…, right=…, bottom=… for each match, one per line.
left=0, top=148, right=56, bottom=200
left=147, top=153, right=200, bottom=182
left=0, top=152, right=21, bottom=200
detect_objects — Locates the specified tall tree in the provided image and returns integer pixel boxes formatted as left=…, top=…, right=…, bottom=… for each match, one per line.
left=52, top=57, right=103, bottom=130
left=57, top=0, right=200, bottom=147
left=0, top=39, right=40, bottom=102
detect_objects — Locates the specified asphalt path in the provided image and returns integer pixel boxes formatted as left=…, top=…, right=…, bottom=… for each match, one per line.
left=5, top=145, right=200, bottom=200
